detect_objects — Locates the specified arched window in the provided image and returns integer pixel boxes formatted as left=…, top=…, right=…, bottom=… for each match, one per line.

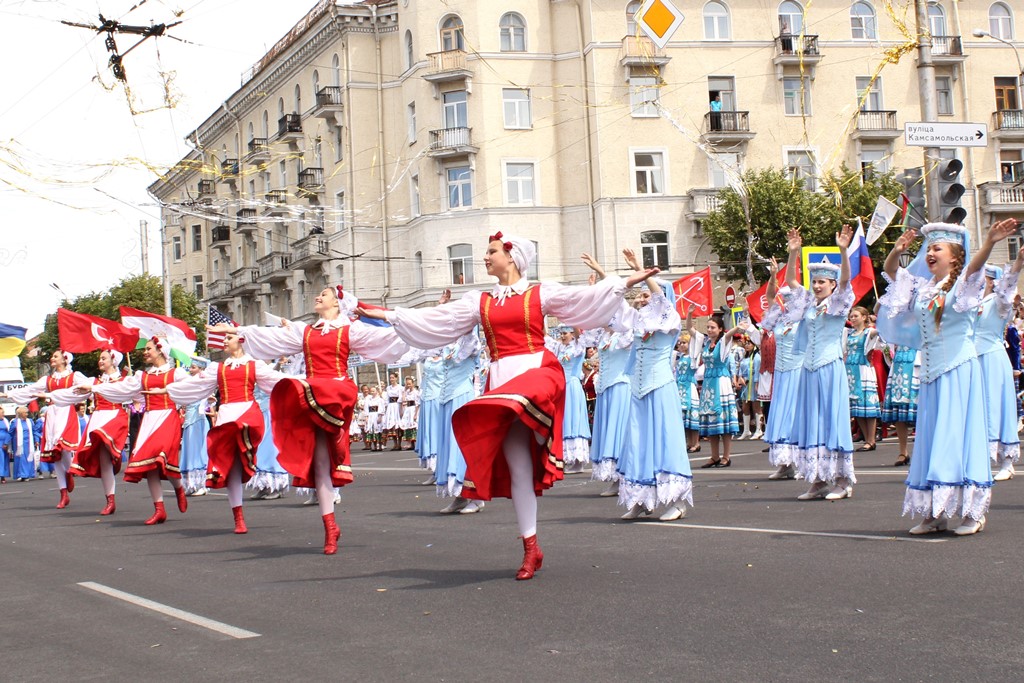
left=312, top=70, right=320, bottom=98
left=640, top=231, right=669, bottom=269
left=277, top=98, right=285, bottom=119
left=247, top=121, right=254, bottom=143
left=294, top=84, right=302, bottom=114
left=440, top=15, right=465, bottom=51
left=261, top=110, right=269, bottom=138
left=500, top=12, right=526, bottom=51
left=405, top=30, right=414, bottom=69
left=851, top=2, right=877, bottom=40
left=703, top=1, right=731, bottom=40
left=626, top=1, right=642, bottom=35
left=990, top=2, right=1014, bottom=40
left=414, top=251, right=424, bottom=289
left=928, top=2, right=946, bottom=37
left=448, top=243, right=474, bottom=285
left=778, top=0, right=803, bottom=35
left=331, top=53, right=341, bottom=86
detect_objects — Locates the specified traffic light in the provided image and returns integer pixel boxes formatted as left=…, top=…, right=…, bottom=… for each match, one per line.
left=937, top=158, right=967, bottom=225
left=897, top=167, right=925, bottom=229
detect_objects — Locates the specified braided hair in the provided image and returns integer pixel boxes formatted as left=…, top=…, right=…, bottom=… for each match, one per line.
left=934, top=244, right=965, bottom=329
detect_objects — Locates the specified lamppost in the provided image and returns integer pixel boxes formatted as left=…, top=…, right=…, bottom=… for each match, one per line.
left=973, top=28, right=1024, bottom=91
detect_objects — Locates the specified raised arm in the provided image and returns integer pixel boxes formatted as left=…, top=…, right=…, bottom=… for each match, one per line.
left=765, top=257, right=780, bottom=302
left=884, top=229, right=918, bottom=281
left=785, top=229, right=802, bottom=289
left=624, top=248, right=662, bottom=296
left=581, top=252, right=606, bottom=280
left=369, top=293, right=480, bottom=350
left=835, top=223, right=853, bottom=290
left=966, top=218, right=1020, bottom=280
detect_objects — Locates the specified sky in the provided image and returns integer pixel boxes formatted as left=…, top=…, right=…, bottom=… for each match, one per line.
left=0, top=0, right=328, bottom=337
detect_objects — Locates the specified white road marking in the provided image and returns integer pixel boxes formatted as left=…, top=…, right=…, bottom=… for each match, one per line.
left=77, top=582, right=261, bottom=639
left=353, top=467, right=426, bottom=472
left=637, top=521, right=948, bottom=543
left=692, top=469, right=909, bottom=476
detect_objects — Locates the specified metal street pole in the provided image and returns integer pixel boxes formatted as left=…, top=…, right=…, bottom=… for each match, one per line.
left=161, top=221, right=172, bottom=316
left=914, top=0, right=941, bottom=222
left=139, top=219, right=150, bottom=275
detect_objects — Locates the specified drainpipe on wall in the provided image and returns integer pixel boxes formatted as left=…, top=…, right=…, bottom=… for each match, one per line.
left=950, top=0, right=984, bottom=245
left=574, top=0, right=599, bottom=262
left=371, top=3, right=391, bottom=308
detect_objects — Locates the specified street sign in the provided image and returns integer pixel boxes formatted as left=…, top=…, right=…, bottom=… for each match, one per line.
left=634, top=0, right=685, bottom=49
left=724, top=286, right=736, bottom=308
left=904, top=122, right=988, bottom=148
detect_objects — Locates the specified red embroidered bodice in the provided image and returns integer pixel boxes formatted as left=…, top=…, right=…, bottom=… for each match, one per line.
left=218, top=360, right=256, bottom=404
left=303, top=324, right=350, bottom=379
left=480, top=285, right=545, bottom=360
left=47, top=374, right=74, bottom=392
left=142, top=370, right=175, bottom=410
left=93, top=376, right=124, bottom=411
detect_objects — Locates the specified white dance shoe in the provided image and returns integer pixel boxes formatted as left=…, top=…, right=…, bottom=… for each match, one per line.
left=190, top=487, right=208, bottom=497
left=263, top=490, right=283, bottom=500
left=302, top=493, right=318, bottom=506
left=751, top=428, right=764, bottom=440
left=909, top=517, right=948, bottom=535
left=620, top=503, right=651, bottom=520
left=599, top=480, right=620, bottom=497
left=439, top=497, right=469, bottom=514
left=250, top=488, right=267, bottom=500
left=953, top=516, right=986, bottom=536
left=736, top=430, right=751, bottom=441
left=459, top=500, right=485, bottom=514
left=768, top=464, right=795, bottom=480
left=796, top=482, right=829, bottom=500
left=994, top=463, right=1015, bottom=482
left=825, top=485, right=853, bottom=501
left=564, top=460, right=585, bottom=474
left=333, top=491, right=342, bottom=505
left=658, top=504, right=687, bottom=521
left=421, top=475, right=436, bottom=486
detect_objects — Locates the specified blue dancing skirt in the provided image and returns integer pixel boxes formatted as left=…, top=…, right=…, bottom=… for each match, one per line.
left=590, top=382, right=630, bottom=466
left=977, top=350, right=1021, bottom=460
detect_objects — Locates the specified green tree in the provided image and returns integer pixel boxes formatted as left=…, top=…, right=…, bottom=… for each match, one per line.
left=37, top=275, right=204, bottom=375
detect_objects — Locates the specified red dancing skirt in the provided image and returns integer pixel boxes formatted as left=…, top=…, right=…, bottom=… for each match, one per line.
left=451, top=351, right=566, bottom=501
left=205, top=401, right=264, bottom=489
left=270, top=377, right=357, bottom=489
left=70, top=409, right=127, bottom=478
left=123, top=409, right=183, bottom=483
left=40, top=405, right=81, bottom=462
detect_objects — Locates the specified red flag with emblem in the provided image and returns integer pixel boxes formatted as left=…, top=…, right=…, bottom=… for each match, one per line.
left=745, top=263, right=800, bottom=324
left=57, top=308, right=140, bottom=353
left=672, top=268, right=713, bottom=318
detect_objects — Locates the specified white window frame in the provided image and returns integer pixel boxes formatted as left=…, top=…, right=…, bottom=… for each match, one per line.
left=630, top=148, right=669, bottom=197
left=172, top=235, right=182, bottom=262
left=410, top=174, right=421, bottom=218
left=640, top=230, right=670, bottom=270
left=502, top=159, right=539, bottom=207
left=446, top=165, right=473, bottom=209
left=630, top=76, right=660, bottom=118
left=442, top=90, right=468, bottom=129
left=859, top=146, right=890, bottom=179
left=851, top=2, right=878, bottom=40
left=783, top=76, right=811, bottom=116
left=191, top=224, right=203, bottom=252
left=990, top=2, right=1014, bottom=40
left=783, top=146, right=819, bottom=192
left=448, top=243, right=474, bottom=285
left=502, top=88, right=532, bottom=129
left=499, top=12, right=527, bottom=52
left=193, top=275, right=204, bottom=299
left=335, top=191, right=347, bottom=234
left=626, top=0, right=642, bottom=36
left=778, top=0, right=804, bottom=34
left=703, top=1, right=731, bottom=41
left=708, top=152, right=740, bottom=188
left=856, top=76, right=883, bottom=110
left=936, top=75, right=954, bottom=116
left=407, top=102, right=417, bottom=143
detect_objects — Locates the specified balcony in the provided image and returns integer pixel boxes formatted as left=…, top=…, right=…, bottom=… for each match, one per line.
left=277, top=114, right=303, bottom=148
left=979, top=181, right=1024, bottom=213
left=257, top=251, right=294, bottom=283
left=992, top=110, right=1024, bottom=140
left=772, top=34, right=822, bottom=79
left=211, top=224, right=231, bottom=251
left=263, top=189, right=289, bottom=217
left=220, top=158, right=239, bottom=177
left=619, top=35, right=670, bottom=69
left=853, top=110, right=900, bottom=140
left=428, top=127, right=478, bottom=158
left=701, top=111, right=755, bottom=145
left=423, top=50, right=472, bottom=84
left=234, top=208, right=257, bottom=235
left=297, top=167, right=325, bottom=198
left=207, top=278, right=231, bottom=303
left=229, top=266, right=261, bottom=295
left=291, top=234, right=331, bottom=269
left=313, top=86, right=344, bottom=126
left=930, top=35, right=965, bottom=64
left=244, top=137, right=270, bottom=164
left=687, top=188, right=726, bottom=217
left=198, top=179, right=216, bottom=203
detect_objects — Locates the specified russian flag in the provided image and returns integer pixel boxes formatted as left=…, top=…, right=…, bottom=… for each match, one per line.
left=847, top=220, right=875, bottom=303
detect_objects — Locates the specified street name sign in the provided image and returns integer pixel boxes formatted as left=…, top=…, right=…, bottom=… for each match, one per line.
left=904, top=122, right=988, bottom=148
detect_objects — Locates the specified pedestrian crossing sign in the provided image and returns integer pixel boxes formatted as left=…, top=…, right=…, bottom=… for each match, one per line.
left=634, top=0, right=685, bottom=49
left=801, top=247, right=841, bottom=288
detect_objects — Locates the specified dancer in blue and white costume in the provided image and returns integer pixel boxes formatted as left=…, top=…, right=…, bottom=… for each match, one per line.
left=881, top=343, right=920, bottom=467
left=696, top=314, right=742, bottom=468
left=546, top=327, right=592, bottom=474
left=878, top=219, right=1019, bottom=535
left=416, top=351, right=444, bottom=484
left=784, top=226, right=856, bottom=501
left=618, top=248, right=693, bottom=522
left=179, top=357, right=211, bottom=496
left=736, top=333, right=762, bottom=440
left=760, top=260, right=805, bottom=480
left=844, top=306, right=881, bottom=451
left=248, top=381, right=290, bottom=501
left=976, top=259, right=1023, bottom=481
left=674, top=325, right=703, bottom=454
left=436, top=329, right=484, bottom=514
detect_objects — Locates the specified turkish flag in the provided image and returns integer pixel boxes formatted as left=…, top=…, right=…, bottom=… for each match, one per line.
left=57, top=308, right=140, bottom=353
left=672, top=268, right=713, bottom=318
left=745, top=263, right=801, bottom=324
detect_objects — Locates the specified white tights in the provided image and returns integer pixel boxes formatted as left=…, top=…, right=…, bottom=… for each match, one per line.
left=146, top=470, right=181, bottom=503
left=54, top=451, right=73, bottom=489
left=504, top=421, right=538, bottom=538
left=99, top=456, right=115, bottom=496
left=314, top=432, right=336, bottom=517
left=226, top=462, right=243, bottom=509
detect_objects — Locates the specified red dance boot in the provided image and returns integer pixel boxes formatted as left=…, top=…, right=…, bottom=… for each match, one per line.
left=66, top=474, right=75, bottom=493
left=144, top=501, right=167, bottom=525
left=56, top=488, right=70, bottom=509
left=515, top=534, right=544, bottom=581
left=174, top=486, right=188, bottom=514
left=322, top=513, right=341, bottom=555
left=100, top=494, right=116, bottom=516
left=232, top=506, right=248, bottom=534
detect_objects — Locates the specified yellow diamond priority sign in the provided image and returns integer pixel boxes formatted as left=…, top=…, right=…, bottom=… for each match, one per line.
left=634, top=0, right=684, bottom=49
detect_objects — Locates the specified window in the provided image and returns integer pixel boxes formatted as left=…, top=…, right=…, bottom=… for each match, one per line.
left=632, top=151, right=665, bottom=195
left=414, top=251, right=424, bottom=289
left=261, top=110, right=269, bottom=138
left=312, top=70, right=320, bottom=100
left=294, top=85, right=302, bottom=114
left=528, top=241, right=539, bottom=280
left=995, top=76, right=1020, bottom=111
left=405, top=30, right=414, bottom=70
left=626, top=0, right=642, bottom=35
left=448, top=243, right=474, bottom=284
left=778, top=1, right=803, bottom=35
left=783, top=77, right=811, bottom=115
left=172, top=235, right=182, bottom=261
left=447, top=166, right=472, bottom=208
left=708, top=153, right=739, bottom=188
left=1009, top=235, right=1023, bottom=261
left=443, top=90, right=468, bottom=129
left=1000, top=150, right=1023, bottom=182
left=500, top=13, right=526, bottom=51
left=410, top=175, right=420, bottom=218
left=191, top=225, right=203, bottom=252
left=213, top=258, right=220, bottom=279
left=786, top=149, right=817, bottom=191
left=641, top=231, right=670, bottom=269
left=707, top=76, right=736, bottom=110
left=630, top=76, right=660, bottom=117
left=860, top=146, right=889, bottom=180
left=504, top=162, right=536, bottom=206
left=703, top=1, right=731, bottom=40
left=332, top=54, right=341, bottom=87
left=193, top=276, right=204, bottom=299
left=263, top=229, right=273, bottom=255
left=856, top=76, right=882, bottom=110
left=990, top=2, right=1014, bottom=40
left=440, top=16, right=465, bottom=51
left=851, top=2, right=877, bottom=40
left=279, top=160, right=287, bottom=188
left=407, top=102, right=417, bottom=143
left=936, top=76, right=954, bottom=115
left=335, top=126, right=343, bottom=162
left=503, top=89, right=532, bottom=128
left=335, top=191, right=347, bottom=233
left=928, top=2, right=947, bottom=37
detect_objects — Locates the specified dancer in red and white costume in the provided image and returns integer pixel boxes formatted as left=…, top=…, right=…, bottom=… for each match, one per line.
left=358, top=234, right=657, bottom=580
left=209, top=286, right=408, bottom=555
left=3, top=350, right=87, bottom=509
left=84, top=337, right=189, bottom=525
left=158, top=330, right=283, bottom=534
left=49, top=349, right=129, bottom=515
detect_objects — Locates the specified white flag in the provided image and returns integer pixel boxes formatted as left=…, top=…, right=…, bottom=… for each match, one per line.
left=867, top=196, right=901, bottom=246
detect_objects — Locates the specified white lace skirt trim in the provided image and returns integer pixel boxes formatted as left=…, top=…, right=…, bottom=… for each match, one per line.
left=562, top=438, right=590, bottom=465
left=989, top=441, right=1021, bottom=463
left=795, top=445, right=856, bottom=485
left=436, top=476, right=463, bottom=498
left=617, top=473, right=693, bottom=511
left=903, top=484, right=991, bottom=521
left=420, top=455, right=436, bottom=471
left=181, top=469, right=207, bottom=493
left=590, top=459, right=619, bottom=482
left=245, top=471, right=291, bottom=493
left=769, top=443, right=798, bottom=467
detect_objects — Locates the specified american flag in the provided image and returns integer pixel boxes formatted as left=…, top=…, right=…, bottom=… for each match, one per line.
left=206, top=306, right=237, bottom=351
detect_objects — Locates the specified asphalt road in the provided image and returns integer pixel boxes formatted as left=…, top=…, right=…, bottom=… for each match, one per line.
left=2, top=438, right=1021, bottom=682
